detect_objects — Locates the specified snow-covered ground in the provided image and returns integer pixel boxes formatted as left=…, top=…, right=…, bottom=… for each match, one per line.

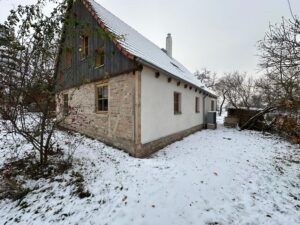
left=0, top=117, right=299, bottom=225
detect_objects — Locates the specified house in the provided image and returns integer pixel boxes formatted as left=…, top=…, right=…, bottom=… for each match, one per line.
left=55, top=0, right=217, bottom=157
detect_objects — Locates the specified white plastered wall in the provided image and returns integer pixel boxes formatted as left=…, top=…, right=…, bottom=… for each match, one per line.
left=141, top=66, right=205, bottom=144
left=204, top=96, right=217, bottom=115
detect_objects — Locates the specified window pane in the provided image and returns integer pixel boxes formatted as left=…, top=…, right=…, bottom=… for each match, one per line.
left=95, top=52, right=100, bottom=67
left=100, top=51, right=105, bottom=65
left=103, top=99, right=108, bottom=111
left=95, top=48, right=105, bottom=67
left=98, top=100, right=102, bottom=111
left=196, top=97, right=199, bottom=112
left=102, top=86, right=108, bottom=98
left=174, top=92, right=180, bottom=114
left=98, top=87, right=103, bottom=99
left=97, top=86, right=108, bottom=112
left=66, top=50, right=72, bottom=68
left=84, top=36, right=89, bottom=56
left=80, top=36, right=84, bottom=59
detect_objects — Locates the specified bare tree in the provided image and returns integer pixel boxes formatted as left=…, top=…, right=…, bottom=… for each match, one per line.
left=194, top=69, right=258, bottom=115
left=194, top=68, right=217, bottom=89
left=0, top=0, right=69, bottom=165
left=216, top=72, right=257, bottom=111
left=258, top=17, right=300, bottom=112
left=214, top=77, right=228, bottom=116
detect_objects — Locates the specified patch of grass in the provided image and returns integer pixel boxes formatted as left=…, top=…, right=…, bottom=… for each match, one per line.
left=1, top=155, right=72, bottom=181
left=0, top=177, right=32, bottom=202
left=19, top=201, right=30, bottom=209
left=70, top=171, right=91, bottom=199
left=0, top=154, right=73, bottom=202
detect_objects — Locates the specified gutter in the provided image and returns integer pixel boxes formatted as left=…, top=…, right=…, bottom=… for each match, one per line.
left=135, top=57, right=217, bottom=99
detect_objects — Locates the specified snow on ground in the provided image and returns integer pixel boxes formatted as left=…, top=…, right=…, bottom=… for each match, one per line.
left=0, top=117, right=299, bottom=225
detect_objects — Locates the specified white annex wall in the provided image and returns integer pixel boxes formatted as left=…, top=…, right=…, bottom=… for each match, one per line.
left=204, top=96, right=217, bottom=116
left=141, top=66, right=205, bottom=144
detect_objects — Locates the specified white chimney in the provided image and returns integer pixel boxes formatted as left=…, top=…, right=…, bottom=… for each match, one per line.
left=166, top=33, right=172, bottom=57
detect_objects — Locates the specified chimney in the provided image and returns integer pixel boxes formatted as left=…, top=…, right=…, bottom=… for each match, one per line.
left=166, top=33, right=172, bottom=57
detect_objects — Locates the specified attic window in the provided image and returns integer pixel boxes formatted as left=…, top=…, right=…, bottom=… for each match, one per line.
left=59, top=71, right=64, bottom=82
left=80, top=34, right=89, bottom=59
left=65, top=48, right=72, bottom=69
left=95, top=47, right=105, bottom=68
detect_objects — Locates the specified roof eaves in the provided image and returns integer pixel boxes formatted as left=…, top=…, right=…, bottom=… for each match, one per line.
left=136, top=57, right=217, bottom=98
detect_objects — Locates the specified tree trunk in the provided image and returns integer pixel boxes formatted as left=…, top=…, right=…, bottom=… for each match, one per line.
left=40, top=149, right=44, bottom=165
left=219, top=96, right=226, bottom=116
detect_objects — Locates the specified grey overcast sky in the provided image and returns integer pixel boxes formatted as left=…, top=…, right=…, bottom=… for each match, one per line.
left=0, top=0, right=300, bottom=76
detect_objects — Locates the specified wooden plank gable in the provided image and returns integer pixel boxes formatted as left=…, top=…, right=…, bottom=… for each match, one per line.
left=56, top=0, right=139, bottom=90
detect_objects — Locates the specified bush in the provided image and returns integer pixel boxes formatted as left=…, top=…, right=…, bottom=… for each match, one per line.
left=0, top=154, right=73, bottom=201
left=274, top=115, right=300, bottom=144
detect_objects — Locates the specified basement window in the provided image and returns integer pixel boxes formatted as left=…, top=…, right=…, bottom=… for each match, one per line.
left=95, top=47, right=105, bottom=68
left=80, top=34, right=89, bottom=59
left=174, top=92, right=181, bottom=115
left=96, top=85, right=108, bottom=112
left=63, top=94, right=69, bottom=116
left=195, top=97, right=200, bottom=113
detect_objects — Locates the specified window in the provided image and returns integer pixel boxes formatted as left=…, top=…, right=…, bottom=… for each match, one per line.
left=97, top=85, right=108, bottom=112
left=95, top=47, right=104, bottom=68
left=65, top=49, right=72, bottom=68
left=63, top=94, right=69, bottom=116
left=211, top=100, right=215, bottom=111
left=195, top=97, right=200, bottom=113
left=80, top=34, right=89, bottom=59
left=174, top=92, right=181, bottom=114
left=59, top=72, right=64, bottom=82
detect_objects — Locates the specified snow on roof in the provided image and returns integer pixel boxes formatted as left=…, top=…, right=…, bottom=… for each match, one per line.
left=87, top=0, right=216, bottom=97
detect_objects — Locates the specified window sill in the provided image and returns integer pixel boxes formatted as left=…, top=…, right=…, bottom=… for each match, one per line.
left=96, top=111, right=108, bottom=114
left=95, top=64, right=104, bottom=69
left=174, top=112, right=182, bottom=115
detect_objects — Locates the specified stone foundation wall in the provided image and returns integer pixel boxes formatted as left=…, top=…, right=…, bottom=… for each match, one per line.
left=134, top=125, right=203, bottom=158
left=57, top=72, right=136, bottom=155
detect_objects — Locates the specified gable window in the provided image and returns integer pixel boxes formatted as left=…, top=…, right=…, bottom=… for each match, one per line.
left=195, top=97, right=200, bottom=113
left=96, top=85, right=108, bottom=112
left=211, top=100, right=215, bottom=111
left=58, top=71, right=64, bottom=82
left=65, top=49, right=72, bottom=68
left=63, top=94, right=69, bottom=116
left=95, top=47, right=105, bottom=68
left=80, top=34, right=89, bottom=59
left=174, top=92, right=181, bottom=114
